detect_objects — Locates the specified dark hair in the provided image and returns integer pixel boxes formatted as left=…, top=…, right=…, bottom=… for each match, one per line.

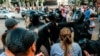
left=76, top=12, right=85, bottom=23
left=6, top=25, right=16, bottom=30
left=1, top=32, right=7, bottom=46
left=90, top=13, right=97, bottom=18
left=30, top=12, right=40, bottom=25
left=6, top=28, right=35, bottom=54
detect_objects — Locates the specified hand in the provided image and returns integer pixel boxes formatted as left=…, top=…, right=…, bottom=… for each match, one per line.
left=36, top=52, right=44, bottom=56
left=84, top=50, right=91, bottom=56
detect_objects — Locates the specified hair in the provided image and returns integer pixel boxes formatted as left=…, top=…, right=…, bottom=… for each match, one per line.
left=6, top=28, right=35, bottom=55
left=76, top=12, right=85, bottom=23
left=30, top=12, right=40, bottom=25
left=59, top=27, right=73, bottom=56
left=6, top=25, right=16, bottom=30
left=90, top=13, right=97, bottom=18
left=1, top=32, right=7, bottom=46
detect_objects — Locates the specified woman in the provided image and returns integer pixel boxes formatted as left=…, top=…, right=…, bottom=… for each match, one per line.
left=86, top=13, right=97, bottom=39
left=50, top=27, right=82, bottom=56
left=66, top=11, right=73, bottom=23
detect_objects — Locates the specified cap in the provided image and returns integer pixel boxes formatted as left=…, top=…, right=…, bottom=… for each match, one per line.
left=5, top=19, right=19, bottom=27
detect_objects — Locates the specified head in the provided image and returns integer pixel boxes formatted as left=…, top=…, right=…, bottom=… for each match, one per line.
left=2, top=19, right=19, bottom=47
left=76, top=12, right=85, bottom=23
left=5, top=19, right=19, bottom=30
left=30, top=12, right=40, bottom=25
left=6, top=28, right=36, bottom=56
left=89, top=13, right=97, bottom=20
left=48, top=12, right=59, bottom=22
left=59, top=27, right=72, bottom=56
left=59, top=27, right=73, bottom=45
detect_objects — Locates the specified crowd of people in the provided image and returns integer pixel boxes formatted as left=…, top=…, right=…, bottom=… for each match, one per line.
left=0, top=4, right=100, bottom=56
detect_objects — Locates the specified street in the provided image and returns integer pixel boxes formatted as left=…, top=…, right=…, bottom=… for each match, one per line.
left=0, top=19, right=99, bottom=54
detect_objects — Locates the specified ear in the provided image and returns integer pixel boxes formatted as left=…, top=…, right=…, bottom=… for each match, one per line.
left=31, top=43, right=36, bottom=52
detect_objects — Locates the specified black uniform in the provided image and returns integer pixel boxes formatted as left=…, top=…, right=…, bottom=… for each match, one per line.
left=28, top=11, right=50, bottom=55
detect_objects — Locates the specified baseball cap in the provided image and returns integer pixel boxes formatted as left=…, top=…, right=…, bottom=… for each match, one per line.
left=5, top=19, right=19, bottom=27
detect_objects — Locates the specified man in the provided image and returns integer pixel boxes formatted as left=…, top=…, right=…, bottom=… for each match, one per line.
left=5, top=19, right=19, bottom=30
left=5, top=28, right=36, bottom=56
left=85, top=8, right=91, bottom=21
left=0, top=19, right=19, bottom=56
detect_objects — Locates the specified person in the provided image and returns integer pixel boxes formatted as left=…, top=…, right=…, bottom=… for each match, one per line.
left=0, top=28, right=44, bottom=56
left=61, top=5, right=67, bottom=22
left=66, top=11, right=73, bottom=23
left=28, top=11, right=50, bottom=55
left=59, top=12, right=90, bottom=43
left=50, top=27, right=82, bottom=56
left=85, top=8, right=91, bottom=21
left=4, top=19, right=19, bottom=48
left=0, top=19, right=19, bottom=56
left=15, top=6, right=20, bottom=13
left=5, top=19, right=19, bottom=31
left=85, top=13, right=97, bottom=39
left=5, top=28, right=36, bottom=56
left=28, top=11, right=44, bottom=30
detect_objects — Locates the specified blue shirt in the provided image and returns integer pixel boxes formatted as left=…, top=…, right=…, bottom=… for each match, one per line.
left=50, top=42, right=82, bottom=56
left=85, top=9, right=91, bottom=20
left=0, top=52, right=6, bottom=56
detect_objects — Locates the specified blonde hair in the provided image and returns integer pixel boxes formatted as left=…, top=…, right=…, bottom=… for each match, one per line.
left=59, top=27, right=72, bottom=56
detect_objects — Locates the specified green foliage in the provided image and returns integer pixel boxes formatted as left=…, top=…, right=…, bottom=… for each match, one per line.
left=0, top=0, right=4, bottom=4
left=39, top=0, right=44, bottom=3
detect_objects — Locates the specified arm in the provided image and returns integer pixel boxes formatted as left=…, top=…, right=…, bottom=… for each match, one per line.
left=84, top=50, right=91, bottom=56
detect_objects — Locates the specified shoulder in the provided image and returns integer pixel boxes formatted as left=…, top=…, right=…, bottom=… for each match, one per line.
left=72, top=42, right=81, bottom=50
left=51, top=43, right=64, bottom=56
left=72, top=42, right=80, bottom=46
left=70, top=42, right=82, bottom=55
left=51, top=43, right=62, bottom=51
left=51, top=43, right=60, bottom=48
left=0, top=52, right=6, bottom=56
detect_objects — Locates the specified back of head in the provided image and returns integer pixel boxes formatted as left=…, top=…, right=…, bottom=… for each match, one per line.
left=48, top=12, right=59, bottom=22
left=6, top=28, right=35, bottom=54
left=60, top=27, right=72, bottom=44
left=90, top=13, right=97, bottom=18
left=5, top=19, right=19, bottom=30
left=59, top=27, right=72, bottom=56
left=76, top=12, right=85, bottom=23
left=30, top=12, right=40, bottom=25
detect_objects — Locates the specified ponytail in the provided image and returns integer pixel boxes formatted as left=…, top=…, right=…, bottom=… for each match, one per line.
left=60, top=27, right=72, bottom=56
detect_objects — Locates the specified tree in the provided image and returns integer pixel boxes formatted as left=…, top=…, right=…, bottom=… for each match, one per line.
left=0, top=0, right=4, bottom=4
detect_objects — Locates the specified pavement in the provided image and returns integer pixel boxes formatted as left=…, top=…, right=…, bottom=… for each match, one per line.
left=92, top=20, right=100, bottom=40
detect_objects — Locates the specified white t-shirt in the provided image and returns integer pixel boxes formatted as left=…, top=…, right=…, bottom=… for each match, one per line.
left=66, top=14, right=72, bottom=22
left=90, top=21, right=95, bottom=27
